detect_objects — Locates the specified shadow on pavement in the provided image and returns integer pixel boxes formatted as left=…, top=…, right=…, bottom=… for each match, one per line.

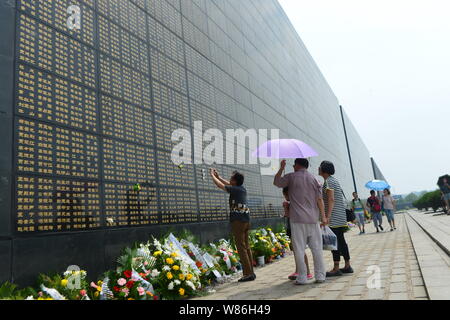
left=222, top=276, right=343, bottom=300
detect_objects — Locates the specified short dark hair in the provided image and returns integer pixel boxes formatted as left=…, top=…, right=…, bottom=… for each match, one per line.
left=294, top=158, right=309, bottom=169
left=384, top=188, right=391, bottom=195
left=282, top=187, right=289, bottom=195
left=231, top=171, right=244, bottom=186
left=320, top=161, right=335, bottom=175
left=370, top=190, right=376, bottom=195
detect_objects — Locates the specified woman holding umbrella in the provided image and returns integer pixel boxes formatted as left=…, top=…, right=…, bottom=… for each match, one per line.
left=365, top=180, right=391, bottom=232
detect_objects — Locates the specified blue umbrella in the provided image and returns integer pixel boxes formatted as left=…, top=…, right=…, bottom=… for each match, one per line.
left=365, top=180, right=391, bottom=191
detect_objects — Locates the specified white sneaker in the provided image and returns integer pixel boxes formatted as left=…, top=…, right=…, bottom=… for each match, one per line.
left=315, top=279, right=326, bottom=284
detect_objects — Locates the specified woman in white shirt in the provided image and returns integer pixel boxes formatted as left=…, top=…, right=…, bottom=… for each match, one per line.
left=382, top=189, right=396, bottom=231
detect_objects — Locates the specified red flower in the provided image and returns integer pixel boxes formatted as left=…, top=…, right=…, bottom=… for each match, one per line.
left=153, top=295, right=159, bottom=300
left=123, top=270, right=132, bottom=278
left=196, top=261, right=203, bottom=268
left=126, top=281, right=135, bottom=289
left=113, top=286, right=121, bottom=293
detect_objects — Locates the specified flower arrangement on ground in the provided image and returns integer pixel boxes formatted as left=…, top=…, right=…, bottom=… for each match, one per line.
left=206, top=239, right=241, bottom=275
left=101, top=245, right=159, bottom=300
left=26, top=270, right=90, bottom=300
left=180, top=240, right=217, bottom=287
left=146, top=237, right=202, bottom=300
left=250, top=230, right=273, bottom=263
left=0, top=226, right=291, bottom=300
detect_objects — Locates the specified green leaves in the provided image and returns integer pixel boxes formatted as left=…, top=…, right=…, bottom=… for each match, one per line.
left=0, top=282, right=37, bottom=300
left=0, top=225, right=291, bottom=300
left=413, top=189, right=444, bottom=212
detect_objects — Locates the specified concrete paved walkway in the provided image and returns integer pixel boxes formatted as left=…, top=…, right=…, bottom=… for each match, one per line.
left=195, top=214, right=429, bottom=300
left=406, top=210, right=450, bottom=299
left=408, top=210, right=450, bottom=255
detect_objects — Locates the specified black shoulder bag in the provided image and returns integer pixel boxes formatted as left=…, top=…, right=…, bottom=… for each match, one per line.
left=343, top=192, right=355, bottom=222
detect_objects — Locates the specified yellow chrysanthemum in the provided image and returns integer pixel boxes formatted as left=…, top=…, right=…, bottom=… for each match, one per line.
left=153, top=251, right=162, bottom=257
left=179, top=288, right=185, bottom=296
left=166, top=272, right=173, bottom=280
left=97, top=280, right=103, bottom=286
left=172, top=265, right=180, bottom=271
left=94, top=291, right=99, bottom=297
left=171, top=252, right=179, bottom=258
left=166, top=258, right=174, bottom=265
left=179, top=274, right=185, bottom=281
left=186, top=274, right=193, bottom=281
left=60, top=279, right=68, bottom=287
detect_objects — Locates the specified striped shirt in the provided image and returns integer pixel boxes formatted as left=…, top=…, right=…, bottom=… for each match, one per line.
left=322, top=176, right=348, bottom=228
left=351, top=198, right=365, bottom=214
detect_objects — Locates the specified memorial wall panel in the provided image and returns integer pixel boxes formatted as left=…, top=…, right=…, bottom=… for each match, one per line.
left=7, top=0, right=377, bottom=237
left=0, top=0, right=385, bottom=284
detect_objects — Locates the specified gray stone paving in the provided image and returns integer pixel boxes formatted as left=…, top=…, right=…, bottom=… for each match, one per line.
left=406, top=211, right=450, bottom=300
left=195, top=214, right=430, bottom=300
left=408, top=210, right=450, bottom=255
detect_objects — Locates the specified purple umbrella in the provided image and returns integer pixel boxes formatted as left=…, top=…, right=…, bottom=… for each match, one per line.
left=252, top=139, right=319, bottom=159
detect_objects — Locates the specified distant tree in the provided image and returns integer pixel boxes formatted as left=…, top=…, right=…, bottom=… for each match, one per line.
left=404, top=193, right=419, bottom=203
left=413, top=190, right=444, bottom=212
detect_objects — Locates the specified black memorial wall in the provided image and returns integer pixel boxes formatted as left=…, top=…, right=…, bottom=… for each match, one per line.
left=0, top=0, right=292, bottom=285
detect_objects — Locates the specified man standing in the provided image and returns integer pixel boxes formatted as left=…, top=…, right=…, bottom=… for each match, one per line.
left=209, top=168, right=255, bottom=282
left=367, top=190, right=384, bottom=232
left=273, top=159, right=328, bottom=284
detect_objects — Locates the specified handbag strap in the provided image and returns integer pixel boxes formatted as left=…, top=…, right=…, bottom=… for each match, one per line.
left=325, top=177, right=350, bottom=208
left=341, top=189, right=347, bottom=201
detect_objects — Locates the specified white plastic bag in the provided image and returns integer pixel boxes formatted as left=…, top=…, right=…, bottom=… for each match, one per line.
left=322, top=226, right=338, bottom=251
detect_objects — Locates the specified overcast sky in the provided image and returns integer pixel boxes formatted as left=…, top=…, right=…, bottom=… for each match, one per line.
left=278, top=0, right=450, bottom=195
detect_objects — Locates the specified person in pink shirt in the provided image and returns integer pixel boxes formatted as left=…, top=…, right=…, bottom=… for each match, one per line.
left=282, top=187, right=313, bottom=280
left=274, top=158, right=328, bottom=284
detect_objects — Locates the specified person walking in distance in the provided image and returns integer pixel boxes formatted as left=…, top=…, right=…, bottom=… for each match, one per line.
left=209, top=168, right=255, bottom=282
left=367, top=190, right=384, bottom=232
left=382, top=189, right=396, bottom=231
left=274, top=158, right=328, bottom=284
left=319, top=161, right=354, bottom=277
left=351, top=192, right=366, bottom=235
left=440, top=178, right=450, bottom=214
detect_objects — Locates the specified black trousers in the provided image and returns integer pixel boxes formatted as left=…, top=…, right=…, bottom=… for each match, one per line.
left=330, top=227, right=351, bottom=262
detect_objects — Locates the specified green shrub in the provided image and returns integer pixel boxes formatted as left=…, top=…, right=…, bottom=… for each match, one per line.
left=413, top=190, right=443, bottom=212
